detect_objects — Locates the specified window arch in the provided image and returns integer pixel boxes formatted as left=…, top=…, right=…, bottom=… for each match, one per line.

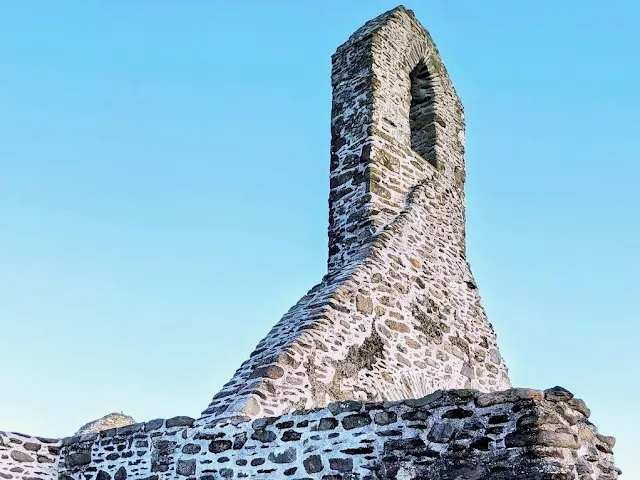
left=409, top=61, right=438, bottom=167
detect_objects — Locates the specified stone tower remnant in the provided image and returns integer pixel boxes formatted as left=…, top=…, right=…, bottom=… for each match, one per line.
left=0, top=6, right=620, bottom=480
left=203, top=5, right=510, bottom=421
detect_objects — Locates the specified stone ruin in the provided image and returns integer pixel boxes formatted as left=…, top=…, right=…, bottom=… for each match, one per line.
left=0, top=6, right=620, bottom=480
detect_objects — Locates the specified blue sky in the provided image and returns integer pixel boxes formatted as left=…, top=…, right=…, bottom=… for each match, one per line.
left=0, top=1, right=637, bottom=474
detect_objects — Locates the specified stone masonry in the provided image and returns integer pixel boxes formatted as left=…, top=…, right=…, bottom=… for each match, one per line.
left=0, top=5, right=620, bottom=480
left=203, top=4, right=510, bottom=422
left=1, top=387, right=619, bottom=480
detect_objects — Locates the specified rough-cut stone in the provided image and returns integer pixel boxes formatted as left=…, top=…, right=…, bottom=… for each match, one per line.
left=329, top=457, right=353, bottom=472
left=317, top=417, right=338, bottom=431
left=8, top=453, right=31, bottom=464
left=208, top=440, right=232, bottom=453
left=545, top=385, right=574, bottom=402
left=328, top=401, right=362, bottom=415
left=95, top=470, right=110, bottom=480
left=143, top=419, right=164, bottom=432
left=176, top=459, right=195, bottom=476
left=569, top=397, right=591, bottom=417
left=181, top=443, right=200, bottom=455
left=303, top=455, right=323, bottom=474
left=65, top=453, right=91, bottom=467
left=113, top=467, right=126, bottom=480
left=342, top=413, right=371, bottom=430
left=250, top=430, right=276, bottom=443
left=280, top=430, right=301, bottom=442
left=374, top=411, right=397, bottom=426
left=75, top=414, right=135, bottom=436
left=355, top=295, right=373, bottom=315
left=505, top=431, right=579, bottom=449
left=164, top=416, right=194, bottom=429
left=427, top=422, right=455, bottom=443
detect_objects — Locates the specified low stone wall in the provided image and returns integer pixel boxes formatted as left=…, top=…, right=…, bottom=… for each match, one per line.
left=0, top=431, right=60, bottom=480
left=54, top=387, right=618, bottom=480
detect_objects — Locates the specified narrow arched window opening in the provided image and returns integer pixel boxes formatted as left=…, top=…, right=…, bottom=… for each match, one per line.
left=409, top=61, right=438, bottom=167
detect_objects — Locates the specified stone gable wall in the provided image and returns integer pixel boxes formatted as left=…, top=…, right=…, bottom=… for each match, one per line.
left=55, top=388, right=618, bottom=480
left=203, top=6, right=509, bottom=421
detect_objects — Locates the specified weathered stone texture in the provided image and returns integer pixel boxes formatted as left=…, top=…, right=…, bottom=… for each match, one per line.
left=51, top=388, right=618, bottom=480
left=203, top=4, right=510, bottom=422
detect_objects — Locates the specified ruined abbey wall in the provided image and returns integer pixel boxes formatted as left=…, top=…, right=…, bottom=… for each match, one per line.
left=3, top=388, right=616, bottom=480
left=0, top=6, right=620, bottom=479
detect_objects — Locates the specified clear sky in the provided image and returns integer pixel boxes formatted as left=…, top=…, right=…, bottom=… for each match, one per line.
left=0, top=0, right=637, bottom=475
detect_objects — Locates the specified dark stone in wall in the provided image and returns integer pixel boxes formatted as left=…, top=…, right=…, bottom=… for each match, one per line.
left=303, top=455, right=323, bottom=474
left=176, top=460, right=195, bottom=477
left=208, top=440, right=232, bottom=454
left=232, top=432, right=247, bottom=450
left=251, top=430, right=276, bottom=443
left=317, top=418, right=338, bottom=431
left=181, top=444, right=200, bottom=455
left=427, top=422, right=455, bottom=443
left=66, top=453, right=91, bottom=467
left=329, top=458, right=354, bottom=472
left=441, top=408, right=473, bottom=419
left=280, top=430, right=301, bottom=442
left=96, top=470, right=110, bottom=480
left=328, top=401, right=363, bottom=416
left=374, top=411, right=397, bottom=425
left=114, top=467, right=127, bottom=480
left=164, top=417, right=194, bottom=429
left=144, top=420, right=164, bottom=432
left=342, top=413, right=371, bottom=430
